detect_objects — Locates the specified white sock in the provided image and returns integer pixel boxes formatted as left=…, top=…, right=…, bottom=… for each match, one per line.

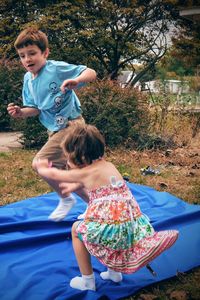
left=77, top=206, right=88, bottom=220
left=70, top=273, right=96, bottom=291
left=48, top=195, right=76, bottom=222
left=100, top=268, right=122, bottom=283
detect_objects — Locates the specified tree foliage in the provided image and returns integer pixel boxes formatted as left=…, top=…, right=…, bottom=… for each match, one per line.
left=157, top=0, right=200, bottom=78
left=0, top=0, right=181, bottom=83
left=38, top=0, right=181, bottom=83
left=170, top=24, right=200, bottom=76
left=0, top=59, right=24, bottom=131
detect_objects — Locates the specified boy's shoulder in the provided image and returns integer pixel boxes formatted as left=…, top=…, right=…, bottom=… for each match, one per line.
left=24, top=72, right=32, bottom=81
left=45, top=60, right=71, bottom=73
left=47, top=60, right=69, bottom=67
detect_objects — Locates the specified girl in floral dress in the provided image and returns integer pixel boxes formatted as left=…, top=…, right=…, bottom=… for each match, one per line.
left=36, top=124, right=179, bottom=292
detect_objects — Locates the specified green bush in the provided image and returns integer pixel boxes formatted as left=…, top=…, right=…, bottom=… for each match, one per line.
left=0, top=59, right=47, bottom=147
left=78, top=80, right=149, bottom=148
left=0, top=59, right=24, bottom=131
left=21, top=118, right=48, bottom=149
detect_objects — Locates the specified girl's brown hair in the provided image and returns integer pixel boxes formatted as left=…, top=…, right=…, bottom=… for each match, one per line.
left=14, top=27, right=48, bottom=52
left=62, top=124, right=105, bottom=166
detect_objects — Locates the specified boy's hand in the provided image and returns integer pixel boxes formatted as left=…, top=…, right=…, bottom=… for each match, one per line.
left=7, top=103, right=23, bottom=118
left=60, top=79, right=79, bottom=93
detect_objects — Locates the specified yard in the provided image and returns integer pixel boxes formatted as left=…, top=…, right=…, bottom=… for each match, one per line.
left=0, top=127, right=199, bottom=299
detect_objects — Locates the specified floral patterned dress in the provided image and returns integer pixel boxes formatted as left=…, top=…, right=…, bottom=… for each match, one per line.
left=76, top=178, right=179, bottom=274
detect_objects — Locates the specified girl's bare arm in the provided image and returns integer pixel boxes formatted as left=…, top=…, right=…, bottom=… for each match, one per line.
left=36, top=159, right=83, bottom=184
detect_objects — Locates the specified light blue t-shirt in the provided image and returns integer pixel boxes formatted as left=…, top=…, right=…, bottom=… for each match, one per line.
left=22, top=60, right=87, bottom=131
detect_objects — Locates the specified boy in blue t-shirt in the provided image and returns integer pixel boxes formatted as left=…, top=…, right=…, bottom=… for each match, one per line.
left=7, top=27, right=96, bottom=221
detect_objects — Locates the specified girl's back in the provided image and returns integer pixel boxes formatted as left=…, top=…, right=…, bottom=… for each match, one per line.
left=82, top=159, right=123, bottom=191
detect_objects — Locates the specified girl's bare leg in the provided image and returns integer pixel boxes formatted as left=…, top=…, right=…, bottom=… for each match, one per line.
left=72, top=222, right=93, bottom=275
left=70, top=222, right=95, bottom=291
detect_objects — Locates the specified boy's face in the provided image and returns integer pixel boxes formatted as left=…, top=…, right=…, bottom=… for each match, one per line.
left=17, top=44, right=49, bottom=77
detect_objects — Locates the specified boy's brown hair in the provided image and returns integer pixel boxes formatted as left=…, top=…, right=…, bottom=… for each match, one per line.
left=14, top=27, right=48, bottom=52
left=62, top=124, right=105, bottom=166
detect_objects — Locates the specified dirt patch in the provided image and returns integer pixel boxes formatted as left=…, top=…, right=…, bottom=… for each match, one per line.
left=0, top=132, right=23, bottom=152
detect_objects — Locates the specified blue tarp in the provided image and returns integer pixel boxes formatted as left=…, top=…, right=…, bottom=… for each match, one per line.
left=0, top=182, right=200, bottom=300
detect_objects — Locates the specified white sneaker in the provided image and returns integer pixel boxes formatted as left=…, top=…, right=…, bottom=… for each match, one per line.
left=48, top=196, right=76, bottom=222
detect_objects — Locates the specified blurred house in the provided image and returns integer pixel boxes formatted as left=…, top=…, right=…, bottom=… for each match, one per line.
left=144, top=80, right=190, bottom=94
left=179, top=5, right=200, bottom=22
left=118, top=71, right=141, bottom=89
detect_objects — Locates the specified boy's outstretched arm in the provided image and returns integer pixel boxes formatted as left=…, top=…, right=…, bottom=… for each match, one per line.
left=7, top=103, right=40, bottom=118
left=60, top=68, right=97, bottom=92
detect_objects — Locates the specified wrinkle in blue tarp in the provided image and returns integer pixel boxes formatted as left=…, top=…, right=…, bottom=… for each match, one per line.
left=0, top=183, right=200, bottom=300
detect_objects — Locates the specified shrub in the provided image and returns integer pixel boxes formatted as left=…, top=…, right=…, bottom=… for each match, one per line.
left=0, top=59, right=24, bottom=131
left=0, top=59, right=47, bottom=147
left=21, top=118, right=48, bottom=149
left=78, top=80, right=149, bottom=148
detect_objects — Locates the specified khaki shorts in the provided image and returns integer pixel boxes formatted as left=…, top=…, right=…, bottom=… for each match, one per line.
left=34, top=116, right=85, bottom=169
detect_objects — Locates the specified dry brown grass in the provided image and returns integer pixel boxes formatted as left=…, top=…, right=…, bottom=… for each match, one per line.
left=107, top=143, right=200, bottom=205
left=0, top=150, right=51, bottom=206
left=1, top=137, right=199, bottom=207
